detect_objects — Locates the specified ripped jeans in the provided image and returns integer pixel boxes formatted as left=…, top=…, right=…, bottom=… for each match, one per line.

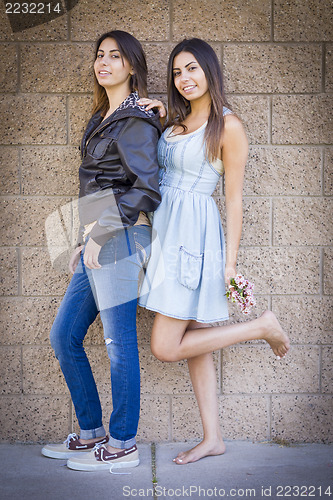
left=50, top=225, right=151, bottom=449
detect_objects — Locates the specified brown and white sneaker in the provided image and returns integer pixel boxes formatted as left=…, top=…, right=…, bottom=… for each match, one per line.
left=41, top=433, right=109, bottom=459
left=66, top=443, right=139, bottom=471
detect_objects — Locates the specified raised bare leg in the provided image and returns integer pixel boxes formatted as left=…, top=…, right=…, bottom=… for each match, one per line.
left=174, top=349, right=226, bottom=465
left=151, top=310, right=290, bottom=362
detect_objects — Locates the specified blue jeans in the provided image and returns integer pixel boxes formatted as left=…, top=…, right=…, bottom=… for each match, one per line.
left=50, top=225, right=151, bottom=449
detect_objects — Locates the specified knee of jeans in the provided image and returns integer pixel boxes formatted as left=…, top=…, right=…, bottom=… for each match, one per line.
left=104, top=337, right=119, bottom=363
left=50, top=322, right=69, bottom=358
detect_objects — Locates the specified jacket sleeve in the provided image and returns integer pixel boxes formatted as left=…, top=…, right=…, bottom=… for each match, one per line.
left=89, top=117, right=161, bottom=246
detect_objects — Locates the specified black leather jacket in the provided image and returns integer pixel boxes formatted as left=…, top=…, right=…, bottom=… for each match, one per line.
left=78, top=92, right=162, bottom=247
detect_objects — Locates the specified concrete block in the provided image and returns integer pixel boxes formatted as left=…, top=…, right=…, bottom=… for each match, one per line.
left=171, top=395, right=201, bottom=440
left=0, top=43, right=17, bottom=91
left=227, top=96, right=269, bottom=145
left=0, top=95, right=66, bottom=145
left=1, top=196, right=73, bottom=246
left=22, top=347, right=68, bottom=395
left=0, top=147, right=20, bottom=195
left=68, top=95, right=93, bottom=145
left=21, top=146, right=80, bottom=196
left=70, top=0, right=170, bottom=41
left=324, top=148, right=333, bottom=196
left=0, top=248, right=18, bottom=296
left=237, top=247, right=320, bottom=294
left=271, top=395, right=333, bottom=443
left=272, top=95, right=333, bottom=145
left=140, top=344, right=221, bottom=395
left=0, top=297, right=61, bottom=345
left=273, top=198, right=333, bottom=246
left=22, top=247, right=70, bottom=296
left=321, top=347, right=333, bottom=394
left=0, top=396, right=71, bottom=442
left=271, top=296, right=332, bottom=344
left=224, top=44, right=321, bottom=93
left=172, top=394, right=269, bottom=441
left=222, top=345, right=320, bottom=394
left=137, top=395, right=170, bottom=441
left=245, top=147, right=322, bottom=196
left=143, top=43, right=176, bottom=94
left=323, top=248, right=333, bottom=295
left=220, top=395, right=269, bottom=440
left=218, top=197, right=270, bottom=246
left=173, top=0, right=271, bottom=41
left=20, top=43, right=94, bottom=93
left=274, top=0, right=333, bottom=41
left=0, top=347, right=21, bottom=394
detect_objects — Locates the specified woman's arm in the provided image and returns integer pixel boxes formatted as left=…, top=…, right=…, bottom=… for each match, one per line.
left=221, top=114, right=248, bottom=285
left=88, top=118, right=161, bottom=247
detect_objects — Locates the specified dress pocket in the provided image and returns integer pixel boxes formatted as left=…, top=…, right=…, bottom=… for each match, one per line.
left=177, top=246, right=204, bottom=290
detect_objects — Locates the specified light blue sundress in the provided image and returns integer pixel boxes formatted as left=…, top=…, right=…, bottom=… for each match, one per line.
left=139, top=109, right=232, bottom=323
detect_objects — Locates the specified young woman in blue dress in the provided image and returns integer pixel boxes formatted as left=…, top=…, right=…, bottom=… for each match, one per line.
left=139, top=38, right=290, bottom=465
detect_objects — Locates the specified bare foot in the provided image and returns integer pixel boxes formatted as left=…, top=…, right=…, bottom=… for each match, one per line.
left=261, top=311, right=290, bottom=358
left=173, top=438, right=226, bottom=465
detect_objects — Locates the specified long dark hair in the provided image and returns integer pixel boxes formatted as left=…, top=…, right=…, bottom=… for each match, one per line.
left=92, top=30, right=148, bottom=116
left=166, top=38, right=231, bottom=161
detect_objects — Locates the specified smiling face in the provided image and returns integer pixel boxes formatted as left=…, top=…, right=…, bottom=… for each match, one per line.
left=94, top=37, right=133, bottom=92
left=172, top=51, right=210, bottom=103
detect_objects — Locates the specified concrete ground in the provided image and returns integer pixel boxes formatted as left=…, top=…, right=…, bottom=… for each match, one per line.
left=1, top=441, right=332, bottom=500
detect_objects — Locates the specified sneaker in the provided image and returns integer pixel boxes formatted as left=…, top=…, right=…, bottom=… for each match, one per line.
left=41, top=433, right=109, bottom=459
left=67, top=443, right=139, bottom=471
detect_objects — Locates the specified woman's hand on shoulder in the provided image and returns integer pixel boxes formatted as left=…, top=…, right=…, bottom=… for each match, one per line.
left=137, top=97, right=167, bottom=124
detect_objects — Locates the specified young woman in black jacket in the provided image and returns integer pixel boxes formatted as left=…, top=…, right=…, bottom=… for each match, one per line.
left=42, top=30, right=162, bottom=471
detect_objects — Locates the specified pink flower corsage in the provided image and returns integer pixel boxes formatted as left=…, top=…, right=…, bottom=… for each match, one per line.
left=226, top=274, right=256, bottom=315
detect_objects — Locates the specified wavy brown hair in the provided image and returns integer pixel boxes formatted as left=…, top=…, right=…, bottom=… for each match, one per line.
left=92, top=30, right=148, bottom=117
left=165, top=38, right=231, bottom=161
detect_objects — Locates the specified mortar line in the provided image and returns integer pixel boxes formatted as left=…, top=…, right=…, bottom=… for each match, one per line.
left=321, top=146, right=325, bottom=197
left=151, top=442, right=158, bottom=500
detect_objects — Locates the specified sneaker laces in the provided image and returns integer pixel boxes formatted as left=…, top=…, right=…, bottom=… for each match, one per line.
left=64, top=433, right=79, bottom=447
left=94, top=443, right=132, bottom=475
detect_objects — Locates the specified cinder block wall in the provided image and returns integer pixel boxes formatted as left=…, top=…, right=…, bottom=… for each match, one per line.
left=0, top=0, right=332, bottom=443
